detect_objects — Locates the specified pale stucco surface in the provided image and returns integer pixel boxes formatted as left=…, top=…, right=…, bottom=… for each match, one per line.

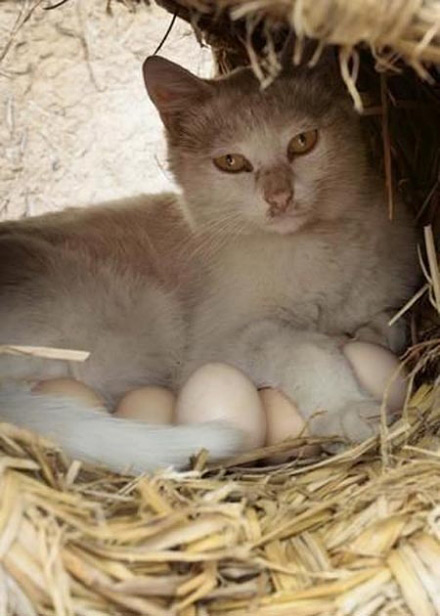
left=0, top=0, right=212, bottom=220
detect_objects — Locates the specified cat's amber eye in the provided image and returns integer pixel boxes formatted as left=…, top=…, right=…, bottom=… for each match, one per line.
left=213, top=154, right=253, bottom=174
left=287, top=129, right=318, bottom=159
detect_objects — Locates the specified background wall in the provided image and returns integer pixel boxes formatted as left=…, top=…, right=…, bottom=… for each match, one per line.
left=0, top=0, right=212, bottom=220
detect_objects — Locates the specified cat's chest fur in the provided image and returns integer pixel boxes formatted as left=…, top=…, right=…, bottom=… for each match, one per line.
left=190, top=226, right=366, bottom=345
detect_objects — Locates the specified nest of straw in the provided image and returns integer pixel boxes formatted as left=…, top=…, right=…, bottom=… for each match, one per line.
left=1, top=382, right=440, bottom=615
left=2, top=0, right=440, bottom=614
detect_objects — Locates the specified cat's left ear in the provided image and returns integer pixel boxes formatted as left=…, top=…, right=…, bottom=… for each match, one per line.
left=143, top=56, right=214, bottom=126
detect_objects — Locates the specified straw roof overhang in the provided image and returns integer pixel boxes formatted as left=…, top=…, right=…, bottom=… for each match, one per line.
left=155, top=0, right=440, bottom=73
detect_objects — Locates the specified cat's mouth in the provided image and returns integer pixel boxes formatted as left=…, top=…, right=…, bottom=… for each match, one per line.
left=265, top=211, right=308, bottom=235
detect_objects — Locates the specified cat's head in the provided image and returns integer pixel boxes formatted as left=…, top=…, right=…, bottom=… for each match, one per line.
left=143, top=55, right=369, bottom=235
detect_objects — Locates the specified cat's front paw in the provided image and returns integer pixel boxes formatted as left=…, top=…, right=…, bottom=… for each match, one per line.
left=354, top=313, right=407, bottom=354
left=309, top=399, right=387, bottom=445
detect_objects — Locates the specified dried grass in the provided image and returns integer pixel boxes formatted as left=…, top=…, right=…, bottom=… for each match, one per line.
left=230, top=0, right=440, bottom=67
left=0, top=346, right=90, bottom=363
left=1, top=379, right=440, bottom=615
left=155, top=0, right=440, bottom=76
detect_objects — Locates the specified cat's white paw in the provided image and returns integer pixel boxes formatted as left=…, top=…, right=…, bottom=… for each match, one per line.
left=354, top=312, right=407, bottom=354
left=309, top=399, right=385, bottom=444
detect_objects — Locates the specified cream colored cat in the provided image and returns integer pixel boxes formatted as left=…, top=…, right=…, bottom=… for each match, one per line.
left=0, top=56, right=419, bottom=473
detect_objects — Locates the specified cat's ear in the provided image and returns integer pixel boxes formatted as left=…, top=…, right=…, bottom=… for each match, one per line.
left=143, top=56, right=214, bottom=125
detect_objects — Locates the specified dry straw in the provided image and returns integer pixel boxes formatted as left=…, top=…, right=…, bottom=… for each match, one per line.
left=156, top=0, right=440, bottom=78
left=1, top=0, right=440, bottom=614
left=1, top=380, right=440, bottom=615
left=228, top=0, right=440, bottom=65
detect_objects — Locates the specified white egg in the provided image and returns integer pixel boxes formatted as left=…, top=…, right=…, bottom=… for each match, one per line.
left=175, top=363, right=266, bottom=451
left=260, top=388, right=320, bottom=462
left=343, top=341, right=408, bottom=411
left=32, top=378, right=106, bottom=411
left=114, top=386, right=175, bottom=424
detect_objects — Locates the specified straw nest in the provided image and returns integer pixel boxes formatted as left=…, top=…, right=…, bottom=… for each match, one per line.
left=2, top=0, right=440, bottom=614
left=1, top=381, right=440, bottom=616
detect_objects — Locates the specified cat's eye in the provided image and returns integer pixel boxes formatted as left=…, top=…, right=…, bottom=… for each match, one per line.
left=287, top=129, right=318, bottom=159
left=213, top=154, right=253, bottom=174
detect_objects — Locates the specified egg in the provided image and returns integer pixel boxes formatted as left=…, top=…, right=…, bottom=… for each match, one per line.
left=114, top=386, right=175, bottom=424
left=32, top=378, right=106, bottom=411
left=260, top=388, right=320, bottom=462
left=175, top=363, right=266, bottom=451
left=343, top=341, right=408, bottom=411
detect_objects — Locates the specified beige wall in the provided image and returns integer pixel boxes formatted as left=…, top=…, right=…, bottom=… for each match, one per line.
left=0, top=0, right=212, bottom=220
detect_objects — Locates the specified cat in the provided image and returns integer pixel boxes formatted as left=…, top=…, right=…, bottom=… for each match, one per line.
left=0, top=55, right=419, bottom=474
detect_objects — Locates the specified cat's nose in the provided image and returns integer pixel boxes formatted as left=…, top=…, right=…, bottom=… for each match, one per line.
left=266, top=189, right=294, bottom=217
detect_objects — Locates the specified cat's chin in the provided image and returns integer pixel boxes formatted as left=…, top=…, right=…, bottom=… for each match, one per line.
left=264, top=213, right=309, bottom=235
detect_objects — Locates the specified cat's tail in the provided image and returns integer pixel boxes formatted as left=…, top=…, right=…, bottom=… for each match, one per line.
left=0, top=386, right=242, bottom=475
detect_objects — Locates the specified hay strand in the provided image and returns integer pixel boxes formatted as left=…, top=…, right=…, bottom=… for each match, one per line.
left=0, top=346, right=90, bottom=362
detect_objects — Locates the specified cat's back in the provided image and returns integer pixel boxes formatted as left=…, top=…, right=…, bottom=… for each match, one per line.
left=0, top=193, right=194, bottom=290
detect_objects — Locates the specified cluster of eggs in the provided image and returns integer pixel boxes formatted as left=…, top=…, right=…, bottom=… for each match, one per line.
left=33, top=341, right=407, bottom=461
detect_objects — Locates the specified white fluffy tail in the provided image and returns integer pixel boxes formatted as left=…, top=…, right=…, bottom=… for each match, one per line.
left=0, top=386, right=242, bottom=474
